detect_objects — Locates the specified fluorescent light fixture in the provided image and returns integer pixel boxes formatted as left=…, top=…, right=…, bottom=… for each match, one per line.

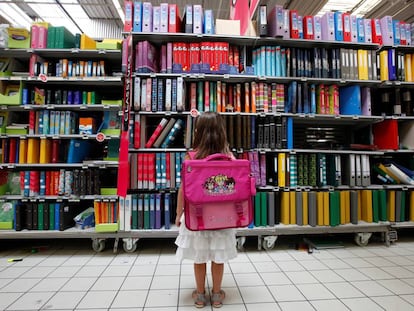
left=0, top=2, right=32, bottom=29
left=111, top=0, right=125, bottom=24
left=26, top=0, right=88, bottom=34
left=317, top=0, right=382, bottom=17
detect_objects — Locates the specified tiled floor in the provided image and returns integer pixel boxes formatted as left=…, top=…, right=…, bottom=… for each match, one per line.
left=2, top=233, right=414, bottom=310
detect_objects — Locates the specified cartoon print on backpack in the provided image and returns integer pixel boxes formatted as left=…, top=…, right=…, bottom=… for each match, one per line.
left=203, top=174, right=236, bottom=195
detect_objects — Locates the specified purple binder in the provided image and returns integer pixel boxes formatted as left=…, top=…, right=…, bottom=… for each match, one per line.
left=321, top=12, right=335, bottom=41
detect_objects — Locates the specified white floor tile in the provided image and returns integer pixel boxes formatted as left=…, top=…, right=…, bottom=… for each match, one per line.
left=30, top=277, right=69, bottom=292
left=179, top=275, right=196, bottom=289
left=299, top=259, right=329, bottom=271
left=323, top=282, right=365, bottom=299
left=0, top=292, right=22, bottom=310
left=77, top=290, right=117, bottom=309
left=60, top=277, right=97, bottom=292
left=234, top=273, right=265, bottom=287
left=121, top=276, right=152, bottom=290
left=276, top=260, right=306, bottom=272
left=0, top=278, right=40, bottom=292
left=309, top=269, right=345, bottom=283
left=150, top=275, right=179, bottom=290
left=367, top=295, right=414, bottom=311
left=1, top=267, right=31, bottom=278
left=145, top=289, right=178, bottom=308
left=0, top=278, right=13, bottom=289
left=238, top=286, right=275, bottom=303
left=350, top=280, right=393, bottom=296
left=268, top=284, right=306, bottom=302
left=381, top=266, right=414, bottom=279
left=361, top=256, right=395, bottom=267
left=376, top=279, right=414, bottom=295
left=128, top=263, right=157, bottom=276
left=110, top=289, right=148, bottom=308
left=320, top=258, right=352, bottom=269
left=48, top=266, right=81, bottom=278
left=245, top=302, right=281, bottom=311
left=310, top=299, right=350, bottom=311
left=42, top=291, right=85, bottom=309
left=285, top=271, right=319, bottom=284
left=278, top=301, right=316, bottom=311
left=400, top=294, right=414, bottom=306
left=218, top=287, right=243, bottom=305
left=101, top=265, right=131, bottom=277
left=260, top=271, right=292, bottom=286
left=154, top=264, right=181, bottom=276
left=110, top=254, right=138, bottom=266
left=296, top=283, right=335, bottom=300
left=252, top=261, right=280, bottom=273
left=229, top=262, right=256, bottom=274
left=5, top=292, right=55, bottom=311
left=75, top=265, right=106, bottom=277
left=90, top=276, right=125, bottom=291
left=267, top=251, right=295, bottom=261
left=36, top=256, right=68, bottom=267
left=357, top=267, right=395, bottom=280
left=341, top=297, right=384, bottom=311
left=334, top=268, right=371, bottom=281
left=61, top=255, right=92, bottom=266
left=343, top=257, right=374, bottom=268
left=385, top=256, right=414, bottom=266
left=246, top=251, right=272, bottom=262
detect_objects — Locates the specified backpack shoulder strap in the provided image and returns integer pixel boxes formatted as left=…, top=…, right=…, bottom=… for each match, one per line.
left=187, top=151, right=197, bottom=160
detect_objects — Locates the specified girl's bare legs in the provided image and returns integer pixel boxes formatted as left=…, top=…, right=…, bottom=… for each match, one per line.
left=194, top=263, right=207, bottom=293
left=211, top=261, right=224, bottom=293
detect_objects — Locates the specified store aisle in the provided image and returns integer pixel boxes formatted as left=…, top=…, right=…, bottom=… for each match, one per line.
left=1, top=234, right=414, bottom=311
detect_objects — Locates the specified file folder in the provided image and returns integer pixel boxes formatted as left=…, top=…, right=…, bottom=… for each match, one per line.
left=257, top=5, right=268, bottom=37
left=393, top=20, right=401, bottom=45
left=303, top=16, right=314, bottom=40
left=321, top=12, right=335, bottom=41
left=364, top=19, right=372, bottom=43
left=133, top=1, right=142, bottom=32
left=313, top=16, right=322, bottom=40
left=159, top=3, right=169, bottom=33
left=351, top=15, right=358, bottom=42
left=380, top=16, right=394, bottom=46
left=193, top=4, right=203, bottom=34
left=124, top=1, right=133, bottom=32
left=334, top=11, right=343, bottom=41
left=142, top=2, right=153, bottom=32
left=280, top=191, right=290, bottom=224
left=372, top=18, right=383, bottom=45
left=289, top=10, right=299, bottom=39
left=168, top=4, right=181, bottom=33
left=342, top=13, right=351, bottom=42
left=268, top=5, right=286, bottom=38
left=357, top=18, right=365, bottom=42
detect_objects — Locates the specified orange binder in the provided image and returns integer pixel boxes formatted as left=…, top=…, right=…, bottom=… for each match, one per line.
left=289, top=191, right=296, bottom=224
left=280, top=191, right=290, bottom=224
left=27, top=138, right=40, bottom=164
left=387, top=190, right=396, bottom=221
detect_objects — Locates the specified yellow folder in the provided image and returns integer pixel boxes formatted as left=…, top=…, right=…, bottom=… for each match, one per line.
left=405, top=54, right=413, bottom=82
left=340, top=190, right=350, bottom=224
left=323, top=191, right=329, bottom=226
left=388, top=190, right=396, bottom=222
left=280, top=191, right=290, bottom=224
left=357, top=50, right=368, bottom=80
left=18, top=138, right=27, bottom=164
left=361, top=190, right=373, bottom=222
left=316, top=191, right=324, bottom=226
left=379, top=50, right=389, bottom=81
left=277, top=153, right=286, bottom=187
left=39, top=138, right=51, bottom=164
left=80, top=33, right=96, bottom=50
left=27, top=138, right=40, bottom=163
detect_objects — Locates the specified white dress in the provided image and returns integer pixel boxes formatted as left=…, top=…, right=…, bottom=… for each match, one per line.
left=175, top=215, right=238, bottom=264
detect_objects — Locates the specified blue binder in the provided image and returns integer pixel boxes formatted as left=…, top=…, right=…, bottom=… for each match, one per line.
left=339, top=85, right=361, bottom=115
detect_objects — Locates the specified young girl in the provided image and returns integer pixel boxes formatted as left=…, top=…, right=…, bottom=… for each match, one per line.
left=175, top=112, right=237, bottom=308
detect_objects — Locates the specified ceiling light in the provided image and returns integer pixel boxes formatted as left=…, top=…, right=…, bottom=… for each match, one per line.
left=0, top=2, right=32, bottom=29
left=317, top=0, right=382, bottom=17
left=111, top=0, right=124, bottom=23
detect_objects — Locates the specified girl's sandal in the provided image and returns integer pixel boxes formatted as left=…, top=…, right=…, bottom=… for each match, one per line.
left=192, top=290, right=207, bottom=308
left=211, top=290, right=225, bottom=308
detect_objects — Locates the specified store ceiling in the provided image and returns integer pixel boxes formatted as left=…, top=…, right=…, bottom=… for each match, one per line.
left=0, top=0, right=413, bottom=39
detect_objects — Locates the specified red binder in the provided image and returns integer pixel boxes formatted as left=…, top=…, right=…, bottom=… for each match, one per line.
left=342, top=13, right=351, bottom=42
left=372, top=119, right=398, bottom=150
left=303, top=16, right=314, bottom=40
left=289, top=10, right=299, bottom=39
left=371, top=18, right=383, bottom=45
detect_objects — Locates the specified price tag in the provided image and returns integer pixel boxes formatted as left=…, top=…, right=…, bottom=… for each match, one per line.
left=38, top=74, right=48, bottom=83
left=96, top=132, right=106, bottom=142
left=190, top=108, right=200, bottom=118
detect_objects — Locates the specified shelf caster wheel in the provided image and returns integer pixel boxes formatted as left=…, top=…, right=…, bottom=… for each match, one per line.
left=262, top=236, right=278, bottom=251
left=236, top=237, right=246, bottom=251
left=92, top=239, right=106, bottom=252
left=122, top=238, right=138, bottom=253
left=354, top=232, right=372, bottom=247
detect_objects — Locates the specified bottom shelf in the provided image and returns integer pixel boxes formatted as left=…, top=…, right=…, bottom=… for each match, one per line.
left=0, top=221, right=390, bottom=239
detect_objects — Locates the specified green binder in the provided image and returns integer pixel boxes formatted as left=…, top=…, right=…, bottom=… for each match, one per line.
left=329, top=191, right=340, bottom=226
left=372, top=190, right=379, bottom=223
left=131, top=195, right=138, bottom=230
left=378, top=189, right=387, bottom=221
left=49, top=203, right=55, bottom=230
left=143, top=194, right=150, bottom=229
left=38, top=203, right=44, bottom=230
left=260, top=191, right=268, bottom=226
left=254, top=193, right=261, bottom=227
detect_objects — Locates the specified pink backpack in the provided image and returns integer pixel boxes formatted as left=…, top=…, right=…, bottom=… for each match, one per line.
left=182, top=153, right=256, bottom=231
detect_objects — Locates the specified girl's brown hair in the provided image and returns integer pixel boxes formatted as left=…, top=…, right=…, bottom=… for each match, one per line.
left=192, top=112, right=230, bottom=159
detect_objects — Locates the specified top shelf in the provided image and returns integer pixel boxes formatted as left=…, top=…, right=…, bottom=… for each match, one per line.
left=0, top=48, right=122, bottom=61
left=125, top=32, right=381, bottom=49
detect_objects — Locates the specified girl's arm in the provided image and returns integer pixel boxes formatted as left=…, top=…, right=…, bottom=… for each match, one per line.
left=175, top=185, right=184, bottom=227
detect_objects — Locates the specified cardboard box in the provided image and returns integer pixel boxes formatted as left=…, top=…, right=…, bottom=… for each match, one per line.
left=7, top=28, right=30, bottom=49
left=216, top=19, right=240, bottom=36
